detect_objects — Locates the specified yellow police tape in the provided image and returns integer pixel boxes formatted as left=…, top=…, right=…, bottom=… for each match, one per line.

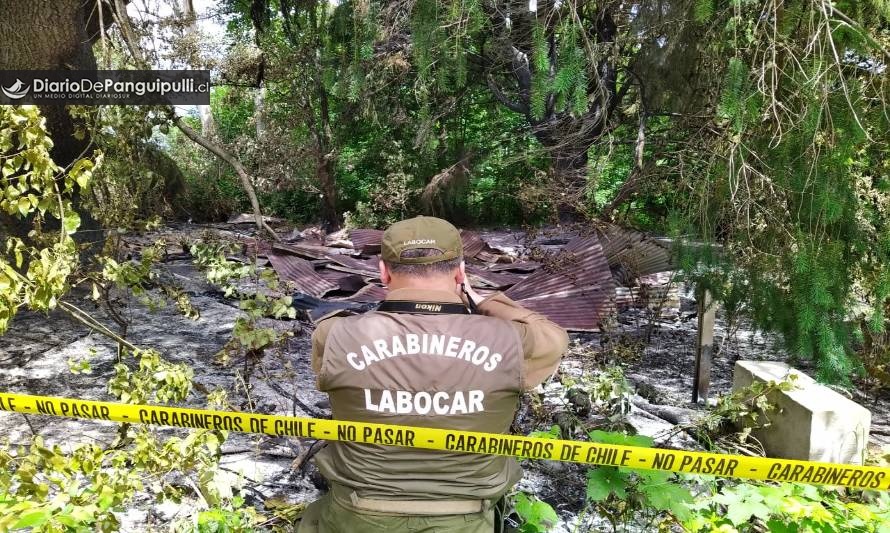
left=0, top=391, right=887, bottom=490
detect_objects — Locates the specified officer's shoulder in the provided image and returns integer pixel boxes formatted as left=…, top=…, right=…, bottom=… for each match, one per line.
left=312, top=310, right=356, bottom=332
left=315, top=308, right=377, bottom=328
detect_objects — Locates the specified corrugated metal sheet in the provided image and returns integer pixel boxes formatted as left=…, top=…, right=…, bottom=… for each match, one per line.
left=464, top=264, right=524, bottom=289
left=267, top=226, right=683, bottom=329
left=519, top=295, right=615, bottom=331
left=489, top=261, right=542, bottom=272
left=349, top=229, right=384, bottom=255
left=475, top=251, right=506, bottom=263
left=597, top=224, right=675, bottom=279
left=284, top=226, right=326, bottom=245
left=271, top=242, right=332, bottom=261
left=243, top=238, right=273, bottom=258
left=324, top=254, right=380, bottom=277
left=338, top=284, right=388, bottom=303
left=268, top=252, right=338, bottom=298
left=505, top=234, right=615, bottom=331
left=290, top=293, right=378, bottom=323
left=460, top=230, right=485, bottom=258
left=316, top=269, right=367, bottom=293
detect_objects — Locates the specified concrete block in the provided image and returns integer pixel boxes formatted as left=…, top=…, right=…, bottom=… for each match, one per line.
left=732, top=361, right=871, bottom=465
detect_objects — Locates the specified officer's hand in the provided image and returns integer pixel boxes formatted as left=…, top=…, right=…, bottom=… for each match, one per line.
left=458, top=264, right=485, bottom=306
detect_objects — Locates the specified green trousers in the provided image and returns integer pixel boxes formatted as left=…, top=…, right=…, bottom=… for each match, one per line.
left=296, top=488, right=497, bottom=533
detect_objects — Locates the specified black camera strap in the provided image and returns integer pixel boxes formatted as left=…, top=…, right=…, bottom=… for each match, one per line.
left=376, top=300, right=471, bottom=315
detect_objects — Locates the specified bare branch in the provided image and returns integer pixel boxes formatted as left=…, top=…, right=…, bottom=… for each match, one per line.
left=174, top=117, right=280, bottom=240
left=486, top=74, right=527, bottom=114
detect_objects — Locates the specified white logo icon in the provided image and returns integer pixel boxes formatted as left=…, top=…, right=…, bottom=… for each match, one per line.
left=2, top=79, right=30, bottom=100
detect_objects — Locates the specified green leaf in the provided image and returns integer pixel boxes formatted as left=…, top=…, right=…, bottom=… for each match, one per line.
left=641, top=480, right=693, bottom=521
left=767, top=518, right=799, bottom=533
left=513, top=492, right=558, bottom=532
left=588, top=430, right=653, bottom=448
left=586, top=467, right=627, bottom=502
left=11, top=508, right=51, bottom=529
left=63, top=211, right=81, bottom=234
left=16, top=197, right=30, bottom=216
left=529, top=425, right=561, bottom=439
left=715, top=489, right=772, bottom=525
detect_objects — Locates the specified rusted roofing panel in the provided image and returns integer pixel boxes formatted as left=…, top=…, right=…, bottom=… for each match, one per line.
left=324, top=254, right=380, bottom=277
left=519, top=295, right=615, bottom=331
left=268, top=252, right=338, bottom=298
left=460, top=230, right=485, bottom=258
left=316, top=269, right=367, bottom=293
left=596, top=224, right=675, bottom=278
left=271, top=242, right=334, bottom=261
left=489, top=261, right=542, bottom=272
left=338, top=284, right=388, bottom=303
left=504, top=234, right=615, bottom=329
left=464, top=264, right=524, bottom=290
left=242, top=238, right=273, bottom=258
left=285, top=226, right=326, bottom=246
left=349, top=229, right=384, bottom=255
left=475, top=251, right=505, bottom=263
left=505, top=234, right=615, bottom=300
left=291, top=293, right=377, bottom=323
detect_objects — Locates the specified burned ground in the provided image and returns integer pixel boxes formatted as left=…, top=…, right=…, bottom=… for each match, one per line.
left=0, top=223, right=886, bottom=530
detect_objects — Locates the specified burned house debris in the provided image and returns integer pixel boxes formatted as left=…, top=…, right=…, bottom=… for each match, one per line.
left=253, top=224, right=679, bottom=331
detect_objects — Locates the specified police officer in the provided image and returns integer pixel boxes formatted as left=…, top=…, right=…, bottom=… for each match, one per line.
left=298, top=216, right=569, bottom=532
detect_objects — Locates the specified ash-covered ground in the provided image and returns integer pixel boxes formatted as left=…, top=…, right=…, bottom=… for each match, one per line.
left=0, top=224, right=886, bottom=531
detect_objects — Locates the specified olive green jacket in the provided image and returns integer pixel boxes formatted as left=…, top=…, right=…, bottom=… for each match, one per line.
left=310, top=287, right=569, bottom=501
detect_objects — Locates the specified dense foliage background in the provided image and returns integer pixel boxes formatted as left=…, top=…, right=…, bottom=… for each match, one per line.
left=1, top=1, right=890, bottom=530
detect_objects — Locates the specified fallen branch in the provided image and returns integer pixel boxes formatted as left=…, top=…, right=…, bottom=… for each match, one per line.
left=258, top=366, right=328, bottom=419
left=293, top=439, right=328, bottom=474
left=630, top=397, right=698, bottom=426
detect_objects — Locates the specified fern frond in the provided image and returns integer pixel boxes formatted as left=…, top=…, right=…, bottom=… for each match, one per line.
left=532, top=21, right=549, bottom=74
left=693, top=0, right=715, bottom=23
left=530, top=75, right=548, bottom=120
left=571, top=71, right=588, bottom=115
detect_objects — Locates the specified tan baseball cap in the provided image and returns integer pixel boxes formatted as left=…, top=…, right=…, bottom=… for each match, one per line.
left=381, top=216, right=463, bottom=264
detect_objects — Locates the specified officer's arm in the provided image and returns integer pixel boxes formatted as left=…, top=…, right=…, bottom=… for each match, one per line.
left=475, top=293, right=569, bottom=390
left=310, top=317, right=339, bottom=376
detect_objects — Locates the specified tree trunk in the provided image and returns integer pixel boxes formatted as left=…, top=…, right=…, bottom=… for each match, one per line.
left=532, top=121, right=598, bottom=220
left=310, top=2, right=339, bottom=228
left=550, top=148, right=590, bottom=221
left=254, top=84, right=266, bottom=138
left=316, top=152, right=338, bottom=229
left=179, top=0, right=216, bottom=137
left=0, top=0, right=104, bottom=252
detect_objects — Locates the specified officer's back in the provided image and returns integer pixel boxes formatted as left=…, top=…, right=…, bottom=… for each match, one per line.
left=300, top=216, right=569, bottom=533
